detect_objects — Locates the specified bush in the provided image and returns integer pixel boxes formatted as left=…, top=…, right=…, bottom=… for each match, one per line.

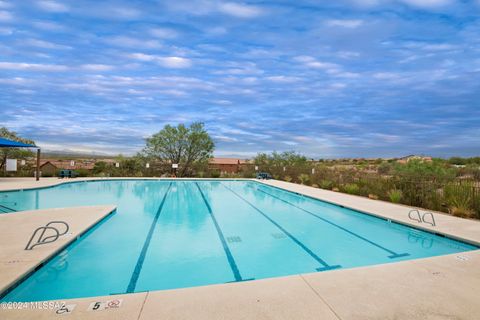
left=319, top=180, right=333, bottom=190
left=342, top=183, right=359, bottom=195
left=210, top=170, right=221, bottom=178
left=387, top=189, right=403, bottom=203
left=444, top=183, right=475, bottom=218
left=298, top=174, right=310, bottom=185
left=75, top=169, right=90, bottom=177
left=449, top=206, right=475, bottom=218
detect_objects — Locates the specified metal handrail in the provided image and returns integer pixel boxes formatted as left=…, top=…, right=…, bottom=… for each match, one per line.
left=25, top=221, right=70, bottom=250
left=408, top=209, right=422, bottom=223
left=408, top=210, right=436, bottom=227
left=422, top=212, right=436, bottom=227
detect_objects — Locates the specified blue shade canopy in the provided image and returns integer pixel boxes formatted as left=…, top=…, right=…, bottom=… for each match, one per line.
left=0, top=137, right=37, bottom=148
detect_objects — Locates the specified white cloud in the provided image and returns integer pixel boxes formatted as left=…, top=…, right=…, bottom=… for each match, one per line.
left=330, top=82, right=347, bottom=89
left=32, top=21, right=66, bottom=31
left=0, top=1, right=12, bottom=9
left=0, top=10, right=13, bottom=21
left=294, top=56, right=339, bottom=70
left=218, top=2, right=263, bottom=18
left=149, top=28, right=178, bottom=39
left=166, top=1, right=263, bottom=18
left=338, top=51, right=360, bottom=59
left=129, top=53, right=192, bottom=68
left=0, top=77, right=30, bottom=85
left=326, top=19, right=364, bottom=28
left=373, top=72, right=400, bottom=80
left=421, top=43, right=457, bottom=51
left=105, top=36, right=162, bottom=49
left=23, top=38, right=72, bottom=50
left=404, top=41, right=458, bottom=51
left=128, top=53, right=156, bottom=61
left=399, top=0, right=453, bottom=9
left=81, top=64, right=115, bottom=71
left=157, top=57, right=192, bottom=68
left=111, top=7, right=141, bottom=19
left=349, top=0, right=383, bottom=7
left=0, top=62, right=68, bottom=71
left=266, top=75, right=301, bottom=83
left=36, top=0, right=69, bottom=12
left=0, top=26, right=12, bottom=35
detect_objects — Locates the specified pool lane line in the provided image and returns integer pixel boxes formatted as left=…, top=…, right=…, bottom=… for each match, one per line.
left=254, top=186, right=409, bottom=259
left=195, top=182, right=243, bottom=282
left=126, top=182, right=173, bottom=293
left=220, top=182, right=341, bottom=271
left=0, top=204, right=15, bottom=213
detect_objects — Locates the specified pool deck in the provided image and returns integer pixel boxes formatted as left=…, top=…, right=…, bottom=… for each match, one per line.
left=0, top=177, right=479, bottom=320
left=0, top=205, right=117, bottom=296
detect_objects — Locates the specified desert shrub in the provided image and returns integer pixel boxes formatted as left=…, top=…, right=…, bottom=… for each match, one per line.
left=298, top=174, right=310, bottom=185
left=342, top=183, right=359, bottom=195
left=388, top=189, right=403, bottom=203
left=392, top=159, right=456, bottom=181
left=210, top=170, right=221, bottom=178
left=377, top=162, right=392, bottom=175
left=75, top=169, right=90, bottom=177
left=444, top=183, right=475, bottom=218
left=449, top=206, right=475, bottom=218
left=319, top=179, right=333, bottom=190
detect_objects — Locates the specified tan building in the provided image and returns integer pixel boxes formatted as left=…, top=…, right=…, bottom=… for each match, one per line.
left=39, top=159, right=96, bottom=176
left=208, top=158, right=248, bottom=174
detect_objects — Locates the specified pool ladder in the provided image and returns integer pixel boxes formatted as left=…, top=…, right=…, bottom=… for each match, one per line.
left=408, top=209, right=436, bottom=227
left=25, top=221, right=70, bottom=250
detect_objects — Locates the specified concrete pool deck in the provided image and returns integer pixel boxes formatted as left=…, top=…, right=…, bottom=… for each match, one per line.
left=0, top=177, right=479, bottom=319
left=0, top=205, right=117, bottom=296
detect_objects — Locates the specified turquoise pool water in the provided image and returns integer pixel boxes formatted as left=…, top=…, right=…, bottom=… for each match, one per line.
left=0, top=180, right=476, bottom=302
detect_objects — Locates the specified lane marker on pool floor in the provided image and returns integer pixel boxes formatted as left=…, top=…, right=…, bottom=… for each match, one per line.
left=126, top=182, right=173, bottom=293
left=221, top=182, right=341, bottom=272
left=254, top=186, right=410, bottom=259
left=195, top=182, right=243, bottom=282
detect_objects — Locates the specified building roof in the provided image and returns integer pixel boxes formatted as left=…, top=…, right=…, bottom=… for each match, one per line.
left=40, top=160, right=95, bottom=170
left=209, top=158, right=242, bottom=165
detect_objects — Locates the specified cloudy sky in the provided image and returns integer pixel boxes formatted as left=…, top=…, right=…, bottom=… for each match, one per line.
left=1, top=0, right=479, bottom=158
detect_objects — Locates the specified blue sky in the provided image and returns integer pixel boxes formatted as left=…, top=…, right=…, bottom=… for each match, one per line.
left=0, top=0, right=479, bottom=158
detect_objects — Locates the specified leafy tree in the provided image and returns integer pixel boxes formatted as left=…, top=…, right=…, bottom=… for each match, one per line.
left=141, top=122, right=214, bottom=177
left=253, top=151, right=309, bottom=181
left=0, top=127, right=36, bottom=172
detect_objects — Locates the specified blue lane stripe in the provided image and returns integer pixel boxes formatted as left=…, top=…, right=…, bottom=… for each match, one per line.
left=126, top=182, right=173, bottom=293
left=255, top=186, right=409, bottom=259
left=221, top=183, right=340, bottom=271
left=0, top=204, right=15, bottom=213
left=195, top=183, right=243, bottom=282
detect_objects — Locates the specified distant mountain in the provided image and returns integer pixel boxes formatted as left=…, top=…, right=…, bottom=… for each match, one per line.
left=42, top=150, right=119, bottom=159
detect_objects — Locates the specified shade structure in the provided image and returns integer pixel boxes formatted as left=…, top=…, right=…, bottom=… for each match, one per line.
left=0, top=137, right=37, bottom=148
left=0, top=137, right=40, bottom=181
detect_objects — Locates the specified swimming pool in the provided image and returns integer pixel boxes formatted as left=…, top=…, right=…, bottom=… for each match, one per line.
left=0, top=179, right=476, bottom=302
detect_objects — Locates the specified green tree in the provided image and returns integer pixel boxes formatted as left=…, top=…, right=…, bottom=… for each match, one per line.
left=141, top=122, right=214, bottom=177
left=0, top=127, right=36, bottom=172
